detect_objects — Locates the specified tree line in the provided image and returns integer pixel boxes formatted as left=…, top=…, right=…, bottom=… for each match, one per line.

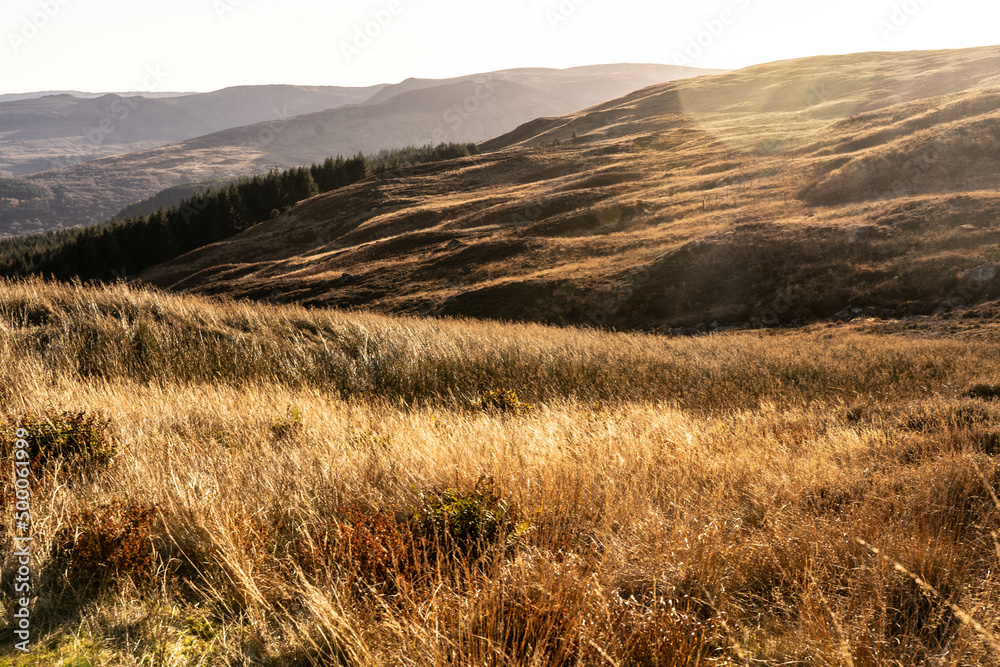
left=0, top=143, right=478, bottom=281
left=0, top=177, right=51, bottom=226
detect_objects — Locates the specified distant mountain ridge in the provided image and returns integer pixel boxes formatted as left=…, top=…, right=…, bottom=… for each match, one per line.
left=0, top=84, right=388, bottom=178
left=4, top=64, right=720, bottom=235
left=0, top=91, right=195, bottom=103
left=360, top=64, right=719, bottom=106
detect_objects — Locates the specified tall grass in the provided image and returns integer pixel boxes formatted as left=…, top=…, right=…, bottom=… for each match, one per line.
left=0, top=277, right=991, bottom=409
left=2, top=278, right=1000, bottom=664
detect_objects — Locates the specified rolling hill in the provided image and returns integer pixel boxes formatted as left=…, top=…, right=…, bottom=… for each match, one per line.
left=0, top=90, right=193, bottom=103
left=141, top=46, right=1000, bottom=332
left=0, top=84, right=386, bottom=178
left=8, top=64, right=718, bottom=235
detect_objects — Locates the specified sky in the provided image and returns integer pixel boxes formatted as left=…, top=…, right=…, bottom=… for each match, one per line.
left=2, top=0, right=999, bottom=94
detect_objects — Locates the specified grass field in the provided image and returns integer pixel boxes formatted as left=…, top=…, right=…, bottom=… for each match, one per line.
left=3, top=278, right=1000, bottom=664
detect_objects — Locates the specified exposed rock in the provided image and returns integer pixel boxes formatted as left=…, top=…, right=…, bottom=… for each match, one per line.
left=832, top=306, right=855, bottom=322
left=962, top=264, right=997, bottom=281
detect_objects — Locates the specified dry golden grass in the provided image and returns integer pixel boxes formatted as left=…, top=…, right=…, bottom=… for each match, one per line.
left=1, top=279, right=1000, bottom=664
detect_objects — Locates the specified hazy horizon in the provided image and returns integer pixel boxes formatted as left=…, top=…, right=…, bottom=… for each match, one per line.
left=3, top=0, right=1000, bottom=95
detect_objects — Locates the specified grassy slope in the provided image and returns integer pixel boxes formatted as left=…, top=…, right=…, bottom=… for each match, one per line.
left=2, top=279, right=1000, bottom=663
left=141, top=46, right=1000, bottom=331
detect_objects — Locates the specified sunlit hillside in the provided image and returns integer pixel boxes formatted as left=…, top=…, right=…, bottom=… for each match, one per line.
left=142, top=46, right=1000, bottom=332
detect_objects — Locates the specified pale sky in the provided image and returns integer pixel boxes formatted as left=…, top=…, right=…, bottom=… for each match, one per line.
left=2, top=0, right=998, bottom=94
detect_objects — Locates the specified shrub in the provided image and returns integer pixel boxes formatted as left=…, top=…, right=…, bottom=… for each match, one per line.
left=346, top=429, right=392, bottom=453
left=294, top=505, right=422, bottom=594
left=294, top=482, right=526, bottom=595
left=469, top=389, right=534, bottom=416
left=0, top=409, right=116, bottom=508
left=411, top=476, right=525, bottom=558
left=270, top=406, right=303, bottom=440
left=52, top=499, right=161, bottom=589
left=3, top=409, right=115, bottom=468
left=597, top=597, right=727, bottom=666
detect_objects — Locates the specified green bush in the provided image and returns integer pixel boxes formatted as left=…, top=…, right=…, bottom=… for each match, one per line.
left=411, top=477, right=526, bottom=558
left=469, top=388, right=534, bottom=416
left=5, top=409, right=115, bottom=468
left=270, top=406, right=303, bottom=440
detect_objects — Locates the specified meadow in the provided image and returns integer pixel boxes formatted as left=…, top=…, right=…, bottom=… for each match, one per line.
left=2, top=278, right=1000, bottom=664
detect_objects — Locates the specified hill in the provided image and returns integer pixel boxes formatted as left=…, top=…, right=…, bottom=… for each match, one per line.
left=112, top=180, right=229, bottom=220
left=360, top=63, right=721, bottom=106
left=5, top=277, right=1000, bottom=663
left=0, top=90, right=193, bottom=103
left=8, top=64, right=717, bottom=235
left=0, top=84, right=386, bottom=179
left=141, top=46, right=1000, bottom=331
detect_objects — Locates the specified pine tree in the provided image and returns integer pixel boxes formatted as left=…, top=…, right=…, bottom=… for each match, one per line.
left=346, top=153, right=368, bottom=182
